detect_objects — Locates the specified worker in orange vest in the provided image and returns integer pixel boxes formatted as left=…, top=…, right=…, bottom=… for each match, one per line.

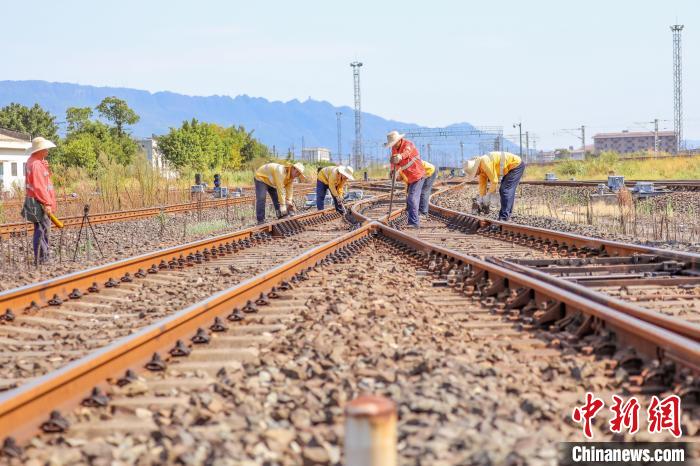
left=385, top=131, right=426, bottom=228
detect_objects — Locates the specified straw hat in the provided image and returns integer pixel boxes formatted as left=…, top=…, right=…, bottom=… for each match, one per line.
left=464, top=158, right=480, bottom=180
left=291, top=162, right=307, bottom=181
left=26, top=137, right=56, bottom=156
left=338, top=165, right=355, bottom=181
left=384, top=130, right=405, bottom=148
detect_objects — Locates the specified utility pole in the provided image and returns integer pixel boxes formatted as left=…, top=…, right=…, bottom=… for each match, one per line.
left=671, top=24, right=684, bottom=153
left=653, top=118, right=659, bottom=157
left=532, top=137, right=537, bottom=160
left=513, top=122, right=523, bottom=157
left=350, top=61, right=363, bottom=168
left=525, top=131, right=530, bottom=162
left=301, top=136, right=305, bottom=161
left=336, top=111, right=342, bottom=164
left=459, top=141, right=464, bottom=166
left=581, top=125, right=586, bottom=153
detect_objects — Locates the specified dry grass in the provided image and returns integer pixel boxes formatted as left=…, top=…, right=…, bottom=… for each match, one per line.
left=525, top=152, right=700, bottom=181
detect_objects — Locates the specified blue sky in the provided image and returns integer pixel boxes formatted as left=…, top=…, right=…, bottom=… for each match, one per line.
left=4, top=0, right=698, bottom=149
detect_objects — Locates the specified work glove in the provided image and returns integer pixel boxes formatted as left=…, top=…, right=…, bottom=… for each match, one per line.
left=286, top=202, right=296, bottom=213
left=391, top=154, right=402, bottom=164
left=278, top=205, right=288, bottom=218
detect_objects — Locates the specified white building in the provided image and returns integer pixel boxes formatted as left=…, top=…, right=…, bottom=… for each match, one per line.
left=138, top=136, right=175, bottom=178
left=0, top=128, right=32, bottom=193
left=301, top=147, right=331, bottom=163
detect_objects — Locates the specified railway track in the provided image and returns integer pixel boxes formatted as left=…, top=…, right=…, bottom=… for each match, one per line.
left=0, top=208, right=351, bottom=394
left=0, top=188, right=698, bottom=462
left=383, top=186, right=700, bottom=342
left=0, top=181, right=391, bottom=238
left=512, top=179, right=700, bottom=192
left=1, top=220, right=698, bottom=462
left=0, top=187, right=318, bottom=239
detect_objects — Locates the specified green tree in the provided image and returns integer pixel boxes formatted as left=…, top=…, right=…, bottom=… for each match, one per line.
left=158, top=120, right=267, bottom=171
left=157, top=119, right=222, bottom=170
left=95, top=96, right=140, bottom=137
left=65, top=107, right=93, bottom=133
left=56, top=105, right=140, bottom=171
left=0, top=103, right=59, bottom=141
left=58, top=133, right=99, bottom=171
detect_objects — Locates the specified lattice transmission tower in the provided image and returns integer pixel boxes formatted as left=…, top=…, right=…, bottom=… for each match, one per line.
left=350, top=61, right=363, bottom=168
left=671, top=24, right=684, bottom=152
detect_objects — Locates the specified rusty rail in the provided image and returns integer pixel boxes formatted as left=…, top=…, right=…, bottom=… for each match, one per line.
left=0, top=187, right=319, bottom=238
left=0, top=206, right=340, bottom=313
left=430, top=182, right=700, bottom=268
left=0, top=223, right=374, bottom=443
left=1, top=221, right=698, bottom=446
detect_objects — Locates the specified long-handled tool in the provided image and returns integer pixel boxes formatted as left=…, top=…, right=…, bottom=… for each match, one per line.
left=386, top=168, right=397, bottom=223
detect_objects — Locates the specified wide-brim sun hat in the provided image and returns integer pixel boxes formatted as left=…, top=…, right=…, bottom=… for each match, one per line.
left=384, top=130, right=405, bottom=148
left=464, top=158, right=480, bottom=181
left=292, top=162, right=307, bottom=182
left=25, top=137, right=56, bottom=156
left=338, top=165, right=355, bottom=181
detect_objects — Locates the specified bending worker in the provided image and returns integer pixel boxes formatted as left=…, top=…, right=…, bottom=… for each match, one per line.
left=464, top=151, right=525, bottom=221
left=21, top=137, right=57, bottom=265
left=418, top=160, right=436, bottom=216
left=316, top=165, right=354, bottom=213
left=254, top=162, right=306, bottom=224
left=385, top=130, right=425, bottom=228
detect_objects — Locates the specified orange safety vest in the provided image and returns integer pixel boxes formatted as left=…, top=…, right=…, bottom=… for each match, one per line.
left=391, top=139, right=425, bottom=184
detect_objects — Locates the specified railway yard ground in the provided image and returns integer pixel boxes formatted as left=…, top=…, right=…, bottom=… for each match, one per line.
left=0, top=178, right=698, bottom=464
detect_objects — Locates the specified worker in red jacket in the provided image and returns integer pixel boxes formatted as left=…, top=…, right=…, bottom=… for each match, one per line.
left=385, top=131, right=426, bottom=228
left=22, top=137, right=57, bottom=264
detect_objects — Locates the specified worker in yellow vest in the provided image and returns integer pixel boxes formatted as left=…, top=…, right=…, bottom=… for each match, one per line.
left=418, top=161, right=436, bottom=216
left=316, top=165, right=354, bottom=213
left=398, top=160, right=436, bottom=216
left=464, top=152, right=524, bottom=220
left=254, top=162, right=306, bottom=223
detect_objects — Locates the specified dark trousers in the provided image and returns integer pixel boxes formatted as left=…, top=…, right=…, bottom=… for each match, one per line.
left=406, top=178, right=425, bottom=226
left=255, top=179, right=281, bottom=223
left=499, top=162, right=526, bottom=221
left=33, top=215, right=51, bottom=264
left=419, top=170, right=438, bottom=214
left=316, top=180, right=343, bottom=213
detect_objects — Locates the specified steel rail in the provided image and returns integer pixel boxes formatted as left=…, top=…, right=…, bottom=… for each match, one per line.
left=0, top=223, right=374, bottom=443
left=0, top=187, right=319, bottom=238
left=427, top=183, right=700, bottom=337
left=430, top=183, right=700, bottom=268
left=487, top=256, right=700, bottom=342
left=0, top=206, right=342, bottom=313
left=1, top=221, right=698, bottom=445
left=378, top=226, right=700, bottom=368
left=459, top=179, right=700, bottom=191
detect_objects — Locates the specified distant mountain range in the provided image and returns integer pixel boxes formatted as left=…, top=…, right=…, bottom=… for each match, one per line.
left=0, top=80, right=514, bottom=165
